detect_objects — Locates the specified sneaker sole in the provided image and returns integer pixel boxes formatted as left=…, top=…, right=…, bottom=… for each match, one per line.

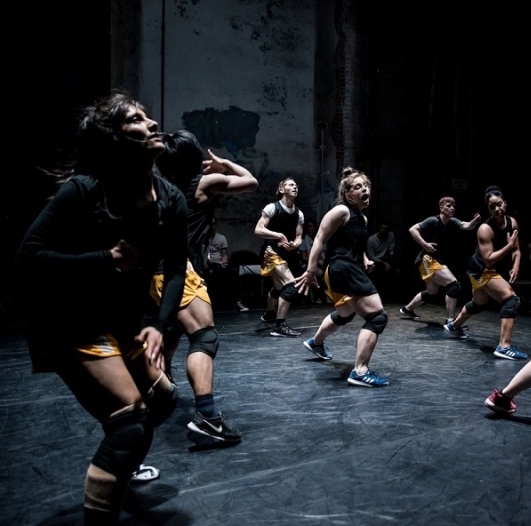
left=270, top=332, right=301, bottom=337
left=399, top=309, right=421, bottom=320
left=347, top=377, right=388, bottom=387
left=187, top=422, right=242, bottom=442
left=484, top=399, right=515, bottom=413
left=443, top=325, right=468, bottom=339
left=303, top=341, right=332, bottom=360
left=493, top=350, right=527, bottom=361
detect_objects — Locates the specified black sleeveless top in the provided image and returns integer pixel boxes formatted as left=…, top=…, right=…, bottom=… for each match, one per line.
left=260, top=201, right=300, bottom=261
left=185, top=175, right=220, bottom=276
left=468, top=216, right=515, bottom=280
left=326, top=206, right=377, bottom=296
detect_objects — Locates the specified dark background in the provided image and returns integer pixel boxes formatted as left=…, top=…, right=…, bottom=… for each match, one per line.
left=4, top=1, right=529, bottom=325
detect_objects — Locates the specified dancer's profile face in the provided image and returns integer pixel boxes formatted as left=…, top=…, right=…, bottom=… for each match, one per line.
left=121, top=105, right=164, bottom=156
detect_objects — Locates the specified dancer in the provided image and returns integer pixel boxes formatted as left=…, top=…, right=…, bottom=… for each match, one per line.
left=16, top=92, right=188, bottom=525
left=484, top=361, right=531, bottom=414
left=254, top=178, right=304, bottom=337
left=400, top=196, right=481, bottom=323
left=153, top=130, right=258, bottom=442
left=444, top=186, right=528, bottom=360
left=295, top=167, right=389, bottom=387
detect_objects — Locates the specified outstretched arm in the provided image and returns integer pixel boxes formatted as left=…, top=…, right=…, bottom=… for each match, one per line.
left=461, top=212, right=482, bottom=231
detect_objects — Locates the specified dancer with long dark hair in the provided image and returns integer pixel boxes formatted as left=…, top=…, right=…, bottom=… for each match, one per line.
left=17, top=92, right=188, bottom=525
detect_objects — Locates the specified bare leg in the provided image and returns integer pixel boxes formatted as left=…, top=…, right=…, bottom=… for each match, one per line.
left=405, top=290, right=425, bottom=311
left=452, top=288, right=488, bottom=329
left=345, top=293, right=384, bottom=373
left=271, top=264, right=296, bottom=321
left=501, top=362, right=531, bottom=398
left=312, top=313, right=340, bottom=344
left=176, top=297, right=215, bottom=396
left=499, top=318, right=515, bottom=349
left=445, top=295, right=458, bottom=321
left=353, top=329, right=378, bottom=375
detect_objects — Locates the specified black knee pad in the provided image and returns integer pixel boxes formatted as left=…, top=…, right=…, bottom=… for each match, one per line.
left=500, top=295, right=520, bottom=319
left=269, top=287, right=281, bottom=299
left=420, top=291, right=438, bottom=304
left=446, top=280, right=462, bottom=299
left=362, top=309, right=388, bottom=335
left=465, top=300, right=485, bottom=315
left=188, top=326, right=219, bottom=359
left=280, top=282, right=298, bottom=303
left=92, top=406, right=154, bottom=478
left=330, top=311, right=356, bottom=326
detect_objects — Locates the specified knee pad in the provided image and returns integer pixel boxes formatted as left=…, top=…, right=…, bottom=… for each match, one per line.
left=330, top=311, right=356, bottom=326
left=362, top=309, right=388, bottom=335
left=420, top=291, right=438, bottom=304
left=188, top=326, right=219, bottom=359
left=146, top=373, right=178, bottom=427
left=280, top=282, right=298, bottom=303
left=446, top=280, right=462, bottom=299
left=465, top=300, right=486, bottom=315
left=500, top=295, right=520, bottom=319
left=269, top=287, right=281, bottom=299
left=92, top=405, right=154, bottom=478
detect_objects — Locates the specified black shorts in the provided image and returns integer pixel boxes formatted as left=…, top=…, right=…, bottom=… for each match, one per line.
left=327, top=258, right=377, bottom=297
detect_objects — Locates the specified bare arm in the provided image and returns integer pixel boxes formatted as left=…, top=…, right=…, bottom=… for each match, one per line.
left=254, top=211, right=289, bottom=246
left=221, top=247, right=229, bottom=267
left=288, top=222, right=304, bottom=251
left=295, top=205, right=349, bottom=294
left=477, top=222, right=520, bottom=275
left=196, top=149, right=258, bottom=202
left=460, top=212, right=482, bottom=231
left=409, top=223, right=436, bottom=253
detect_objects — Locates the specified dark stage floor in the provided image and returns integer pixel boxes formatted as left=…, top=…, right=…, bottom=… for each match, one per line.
left=1, top=302, right=530, bottom=526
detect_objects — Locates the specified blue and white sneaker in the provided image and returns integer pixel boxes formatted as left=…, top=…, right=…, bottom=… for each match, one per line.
left=493, top=345, right=528, bottom=361
left=303, top=338, right=332, bottom=360
left=443, top=321, right=468, bottom=339
left=347, top=369, right=389, bottom=387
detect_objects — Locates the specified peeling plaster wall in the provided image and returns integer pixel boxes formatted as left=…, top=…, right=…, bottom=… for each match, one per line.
left=152, top=0, right=318, bottom=254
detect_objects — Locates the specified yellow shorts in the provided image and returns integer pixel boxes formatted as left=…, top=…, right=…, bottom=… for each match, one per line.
left=470, top=269, right=502, bottom=291
left=261, top=249, right=288, bottom=277
left=76, top=334, right=146, bottom=361
left=324, top=268, right=355, bottom=308
left=150, top=260, right=211, bottom=308
left=419, top=255, right=447, bottom=281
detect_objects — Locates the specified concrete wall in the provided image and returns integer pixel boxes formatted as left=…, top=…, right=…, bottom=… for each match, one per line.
left=114, top=0, right=320, bottom=256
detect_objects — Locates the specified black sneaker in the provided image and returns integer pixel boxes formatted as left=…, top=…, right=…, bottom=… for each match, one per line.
left=400, top=306, right=421, bottom=320
left=187, top=412, right=242, bottom=442
left=270, top=323, right=301, bottom=337
left=261, top=310, right=277, bottom=322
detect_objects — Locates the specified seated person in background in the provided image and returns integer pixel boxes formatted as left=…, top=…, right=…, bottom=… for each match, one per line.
left=205, top=217, right=249, bottom=312
left=366, top=220, right=399, bottom=300
left=299, top=219, right=330, bottom=303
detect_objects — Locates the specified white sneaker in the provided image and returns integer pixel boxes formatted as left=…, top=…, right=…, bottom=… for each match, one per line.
left=235, top=301, right=249, bottom=312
